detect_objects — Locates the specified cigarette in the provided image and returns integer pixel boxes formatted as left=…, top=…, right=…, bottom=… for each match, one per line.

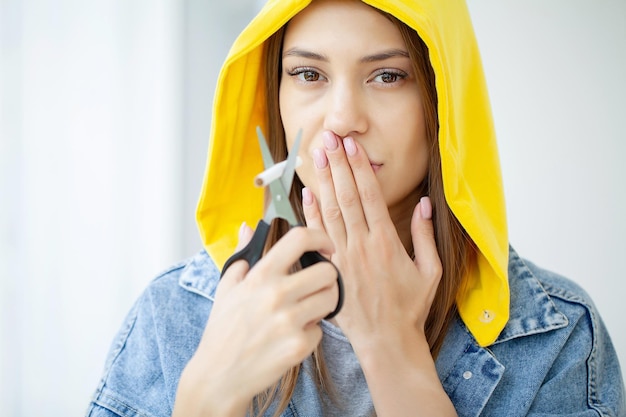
left=254, top=156, right=303, bottom=187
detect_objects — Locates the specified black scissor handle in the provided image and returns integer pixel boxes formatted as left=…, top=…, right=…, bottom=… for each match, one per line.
left=220, top=220, right=270, bottom=278
left=220, top=220, right=344, bottom=320
left=300, top=250, right=344, bottom=320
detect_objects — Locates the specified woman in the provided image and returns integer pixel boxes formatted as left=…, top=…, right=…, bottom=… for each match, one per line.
left=86, top=0, right=625, bottom=416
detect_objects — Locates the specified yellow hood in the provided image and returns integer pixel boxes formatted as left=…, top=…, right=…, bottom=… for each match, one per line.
left=196, top=0, right=509, bottom=347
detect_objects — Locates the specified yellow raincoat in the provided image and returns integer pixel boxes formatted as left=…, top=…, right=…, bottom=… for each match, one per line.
left=196, top=0, right=509, bottom=347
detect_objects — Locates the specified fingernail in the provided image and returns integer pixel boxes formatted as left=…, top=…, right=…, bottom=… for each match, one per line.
left=420, top=196, right=432, bottom=219
left=323, top=131, right=338, bottom=150
left=302, top=187, right=313, bottom=206
left=313, top=148, right=328, bottom=169
left=238, top=221, right=248, bottom=240
left=343, top=137, right=357, bottom=156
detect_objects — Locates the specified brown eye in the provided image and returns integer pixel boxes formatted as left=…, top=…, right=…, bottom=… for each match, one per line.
left=286, top=67, right=327, bottom=83
left=380, top=73, right=398, bottom=83
left=302, top=70, right=320, bottom=81
left=372, top=70, right=407, bottom=85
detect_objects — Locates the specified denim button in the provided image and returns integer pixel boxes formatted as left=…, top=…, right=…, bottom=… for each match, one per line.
left=463, top=371, right=473, bottom=380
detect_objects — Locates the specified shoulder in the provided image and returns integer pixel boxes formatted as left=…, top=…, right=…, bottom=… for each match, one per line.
left=518, top=255, right=596, bottom=312
left=116, top=250, right=221, bottom=335
left=504, top=247, right=602, bottom=336
left=88, top=250, right=222, bottom=417
left=136, top=250, right=223, bottom=309
left=506, top=251, right=617, bottom=360
left=489, top=247, right=625, bottom=416
left=144, top=249, right=221, bottom=298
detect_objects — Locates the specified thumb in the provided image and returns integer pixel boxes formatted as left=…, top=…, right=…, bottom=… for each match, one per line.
left=410, top=197, right=440, bottom=274
left=218, top=222, right=254, bottom=293
left=235, top=221, right=254, bottom=252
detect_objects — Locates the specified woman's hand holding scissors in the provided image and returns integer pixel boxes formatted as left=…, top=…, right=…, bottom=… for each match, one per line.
left=174, top=128, right=343, bottom=417
left=174, top=224, right=338, bottom=417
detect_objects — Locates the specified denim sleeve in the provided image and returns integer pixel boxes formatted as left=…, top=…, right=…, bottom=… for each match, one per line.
left=527, top=301, right=625, bottom=416
left=85, top=285, right=173, bottom=417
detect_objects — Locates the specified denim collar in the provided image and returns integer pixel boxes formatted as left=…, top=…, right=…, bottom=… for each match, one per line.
left=493, top=246, right=569, bottom=344
left=178, top=250, right=221, bottom=301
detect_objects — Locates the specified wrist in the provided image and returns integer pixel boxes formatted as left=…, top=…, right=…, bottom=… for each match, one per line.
left=353, top=333, right=456, bottom=416
left=356, top=330, right=434, bottom=375
left=353, top=327, right=444, bottom=397
left=173, top=357, right=249, bottom=417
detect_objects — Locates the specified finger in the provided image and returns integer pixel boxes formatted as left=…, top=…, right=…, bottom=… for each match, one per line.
left=411, top=196, right=442, bottom=278
left=286, top=324, right=323, bottom=365
left=313, top=145, right=347, bottom=246
left=293, top=277, right=340, bottom=326
left=235, top=221, right=254, bottom=252
left=260, top=227, right=335, bottom=275
left=217, top=222, right=254, bottom=295
left=342, top=137, right=390, bottom=229
left=283, top=261, right=338, bottom=305
left=302, top=187, right=325, bottom=231
left=302, top=188, right=334, bottom=259
left=321, top=131, right=368, bottom=233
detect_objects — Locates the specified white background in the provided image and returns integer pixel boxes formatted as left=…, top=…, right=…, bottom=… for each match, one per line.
left=1, top=0, right=624, bottom=415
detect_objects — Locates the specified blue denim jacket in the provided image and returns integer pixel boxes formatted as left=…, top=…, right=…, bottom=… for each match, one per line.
left=86, top=247, right=625, bottom=416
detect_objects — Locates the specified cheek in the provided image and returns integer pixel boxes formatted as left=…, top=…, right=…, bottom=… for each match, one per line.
left=287, top=128, right=321, bottom=195
left=380, top=152, right=428, bottom=208
left=404, top=133, right=430, bottom=186
left=295, top=153, right=318, bottom=190
left=403, top=100, right=429, bottom=180
left=280, top=89, right=320, bottom=193
left=279, top=85, right=303, bottom=135
left=407, top=149, right=429, bottom=187
left=384, top=116, right=430, bottom=198
left=280, top=90, right=311, bottom=157
left=279, top=86, right=293, bottom=136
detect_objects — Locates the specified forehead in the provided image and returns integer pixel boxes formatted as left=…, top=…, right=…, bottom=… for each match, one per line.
left=283, top=0, right=405, bottom=51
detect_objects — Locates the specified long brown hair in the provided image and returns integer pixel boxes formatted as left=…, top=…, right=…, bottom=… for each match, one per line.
left=252, top=10, right=473, bottom=417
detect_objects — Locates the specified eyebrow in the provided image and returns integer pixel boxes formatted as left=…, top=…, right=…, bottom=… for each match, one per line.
left=282, top=48, right=409, bottom=63
left=360, top=49, right=409, bottom=63
left=283, top=48, right=328, bottom=61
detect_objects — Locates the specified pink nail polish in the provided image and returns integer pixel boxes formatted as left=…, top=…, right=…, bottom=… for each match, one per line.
left=343, top=137, right=357, bottom=156
left=238, top=221, right=248, bottom=240
left=302, top=187, right=313, bottom=205
left=420, top=196, right=432, bottom=219
left=323, top=131, right=338, bottom=151
left=313, top=148, right=328, bottom=169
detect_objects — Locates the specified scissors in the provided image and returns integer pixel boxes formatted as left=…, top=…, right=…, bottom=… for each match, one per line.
left=220, top=127, right=344, bottom=320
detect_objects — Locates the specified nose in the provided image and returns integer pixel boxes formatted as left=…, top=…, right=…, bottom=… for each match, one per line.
left=323, top=80, right=368, bottom=138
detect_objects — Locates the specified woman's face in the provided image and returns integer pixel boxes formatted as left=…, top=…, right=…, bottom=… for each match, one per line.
left=279, top=0, right=429, bottom=212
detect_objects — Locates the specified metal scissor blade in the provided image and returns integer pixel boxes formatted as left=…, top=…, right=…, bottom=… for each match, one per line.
left=255, top=126, right=299, bottom=226
left=281, top=129, right=302, bottom=193
left=256, top=126, right=276, bottom=170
